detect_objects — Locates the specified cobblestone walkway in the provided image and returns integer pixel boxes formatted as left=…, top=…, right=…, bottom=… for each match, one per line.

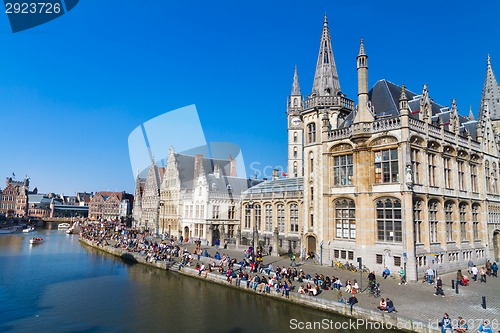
left=180, top=242, right=499, bottom=332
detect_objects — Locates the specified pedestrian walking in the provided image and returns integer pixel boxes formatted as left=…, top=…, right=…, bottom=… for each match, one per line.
left=471, top=265, right=478, bottom=281
left=480, top=267, right=487, bottom=283
left=398, top=267, right=407, bottom=285
left=434, top=277, right=445, bottom=297
left=426, top=266, right=435, bottom=284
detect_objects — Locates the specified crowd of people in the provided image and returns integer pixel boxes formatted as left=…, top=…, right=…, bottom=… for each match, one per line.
left=81, top=221, right=184, bottom=263
left=80, top=221, right=497, bottom=332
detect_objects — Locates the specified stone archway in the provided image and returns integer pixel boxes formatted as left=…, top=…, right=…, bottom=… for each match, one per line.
left=306, top=235, right=317, bottom=257
left=493, top=230, right=500, bottom=262
left=184, top=226, right=189, bottom=241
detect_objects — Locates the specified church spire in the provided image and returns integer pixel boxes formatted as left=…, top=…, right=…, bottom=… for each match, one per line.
left=479, top=54, right=500, bottom=121
left=311, top=14, right=341, bottom=97
left=291, top=65, right=301, bottom=96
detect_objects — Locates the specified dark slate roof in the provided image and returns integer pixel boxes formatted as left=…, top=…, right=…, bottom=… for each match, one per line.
left=243, top=177, right=304, bottom=194
left=207, top=175, right=263, bottom=195
left=175, top=154, right=233, bottom=189
left=366, top=80, right=478, bottom=139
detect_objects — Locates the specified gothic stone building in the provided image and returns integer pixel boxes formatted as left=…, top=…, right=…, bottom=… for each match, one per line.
left=134, top=148, right=261, bottom=243
left=283, top=15, right=500, bottom=281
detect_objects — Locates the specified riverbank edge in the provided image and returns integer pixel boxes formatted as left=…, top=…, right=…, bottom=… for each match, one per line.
left=79, top=238, right=439, bottom=333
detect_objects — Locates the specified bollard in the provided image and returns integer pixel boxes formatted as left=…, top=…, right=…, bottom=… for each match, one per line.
left=482, top=296, right=486, bottom=309
left=455, top=282, right=459, bottom=294
left=451, top=280, right=455, bottom=289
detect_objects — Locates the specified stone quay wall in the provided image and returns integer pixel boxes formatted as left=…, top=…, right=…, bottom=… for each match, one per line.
left=79, top=237, right=439, bottom=333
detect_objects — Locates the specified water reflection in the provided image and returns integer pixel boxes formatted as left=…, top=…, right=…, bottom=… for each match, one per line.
left=0, top=232, right=402, bottom=333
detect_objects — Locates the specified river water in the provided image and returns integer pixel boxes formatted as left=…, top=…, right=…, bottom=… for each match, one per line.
left=0, top=230, right=402, bottom=333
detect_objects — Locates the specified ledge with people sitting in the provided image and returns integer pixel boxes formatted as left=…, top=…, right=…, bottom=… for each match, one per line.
left=377, top=297, right=397, bottom=313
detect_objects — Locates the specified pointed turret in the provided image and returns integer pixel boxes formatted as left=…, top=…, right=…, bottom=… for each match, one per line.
left=291, top=65, right=301, bottom=96
left=449, top=99, right=459, bottom=134
left=420, top=84, right=432, bottom=124
left=480, top=55, right=500, bottom=121
left=354, top=38, right=373, bottom=123
left=399, top=84, right=409, bottom=116
left=288, top=66, right=303, bottom=111
left=468, top=105, right=475, bottom=120
left=311, top=14, right=341, bottom=97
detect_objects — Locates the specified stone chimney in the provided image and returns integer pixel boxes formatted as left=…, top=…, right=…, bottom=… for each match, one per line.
left=229, top=155, right=237, bottom=177
left=194, top=154, right=203, bottom=179
left=272, top=168, right=279, bottom=180
left=214, top=164, right=220, bottom=179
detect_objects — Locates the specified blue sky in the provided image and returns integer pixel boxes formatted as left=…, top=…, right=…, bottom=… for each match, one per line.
left=0, top=0, right=499, bottom=195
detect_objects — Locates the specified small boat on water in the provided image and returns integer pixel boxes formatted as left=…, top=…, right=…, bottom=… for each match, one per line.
left=22, top=226, right=35, bottom=233
left=58, top=223, right=70, bottom=230
left=29, top=237, right=44, bottom=244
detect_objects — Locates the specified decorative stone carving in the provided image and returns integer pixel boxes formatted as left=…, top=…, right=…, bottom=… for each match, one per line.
left=370, top=136, right=398, bottom=146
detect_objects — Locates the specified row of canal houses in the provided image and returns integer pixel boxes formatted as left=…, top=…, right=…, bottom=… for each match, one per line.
left=0, top=175, right=132, bottom=220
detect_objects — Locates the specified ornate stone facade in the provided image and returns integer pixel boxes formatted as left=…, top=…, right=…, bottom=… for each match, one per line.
left=133, top=148, right=261, bottom=243
left=281, top=15, right=500, bottom=281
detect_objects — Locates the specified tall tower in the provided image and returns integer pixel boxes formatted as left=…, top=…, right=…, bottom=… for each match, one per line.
left=300, top=14, right=354, bottom=255
left=353, top=38, right=373, bottom=124
left=287, top=65, right=303, bottom=177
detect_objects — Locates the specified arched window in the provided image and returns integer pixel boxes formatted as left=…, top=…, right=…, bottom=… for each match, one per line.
left=413, top=200, right=423, bottom=243
left=335, top=199, right=355, bottom=239
left=277, top=204, right=285, bottom=232
left=376, top=198, right=401, bottom=242
left=290, top=204, right=299, bottom=232
left=459, top=203, right=467, bottom=242
left=307, top=123, right=316, bottom=143
left=485, top=161, right=491, bottom=193
left=429, top=200, right=439, bottom=243
left=244, top=205, right=251, bottom=229
left=493, top=163, right=498, bottom=194
left=472, top=204, right=479, bottom=239
left=254, top=204, right=261, bottom=230
left=265, top=204, right=272, bottom=231
left=445, top=201, right=453, bottom=242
